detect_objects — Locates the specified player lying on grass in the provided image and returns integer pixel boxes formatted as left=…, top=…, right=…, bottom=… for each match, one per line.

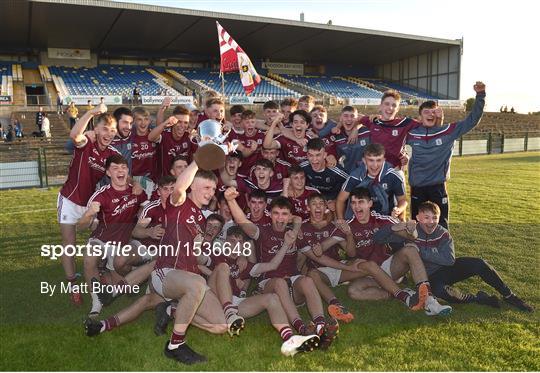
left=340, top=188, right=452, bottom=316
left=58, top=103, right=119, bottom=306
left=296, top=193, right=435, bottom=322
left=198, top=225, right=320, bottom=356
left=225, top=189, right=339, bottom=349
left=407, top=82, right=486, bottom=229
left=77, top=154, right=151, bottom=318
left=414, top=201, right=533, bottom=312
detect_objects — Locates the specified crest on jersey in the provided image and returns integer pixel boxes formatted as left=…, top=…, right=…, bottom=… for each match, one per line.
left=360, top=140, right=366, bottom=146
left=392, top=129, right=398, bottom=137
left=382, top=183, right=388, bottom=189
left=435, top=138, right=443, bottom=146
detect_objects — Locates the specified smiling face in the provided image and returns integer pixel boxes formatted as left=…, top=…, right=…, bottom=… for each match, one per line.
left=420, top=107, right=437, bottom=128
left=379, top=97, right=400, bottom=121
left=106, top=162, right=129, bottom=188
left=242, top=118, right=257, bottom=136
left=261, top=148, right=279, bottom=163
left=134, top=113, right=151, bottom=134
left=270, top=206, right=292, bottom=232
left=206, top=103, right=225, bottom=121
left=307, top=147, right=326, bottom=171
left=264, top=108, right=279, bottom=123
left=170, top=159, right=188, bottom=177
left=292, top=114, right=308, bottom=139
left=172, top=114, right=190, bottom=138
left=311, top=109, right=328, bottom=131
left=190, top=177, right=217, bottom=208
left=248, top=196, right=267, bottom=219
left=289, top=171, right=306, bottom=191
left=340, top=110, right=357, bottom=132
left=254, top=165, right=273, bottom=187
left=95, top=121, right=118, bottom=148
left=204, top=218, right=224, bottom=242
left=350, top=195, right=373, bottom=223
left=224, top=156, right=241, bottom=177
left=417, top=209, right=440, bottom=234
left=158, top=183, right=175, bottom=202
left=363, top=153, right=385, bottom=177
left=307, top=196, right=326, bottom=222
left=115, top=114, right=132, bottom=138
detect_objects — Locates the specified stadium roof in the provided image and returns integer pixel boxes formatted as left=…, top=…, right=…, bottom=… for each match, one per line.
left=1, top=0, right=462, bottom=65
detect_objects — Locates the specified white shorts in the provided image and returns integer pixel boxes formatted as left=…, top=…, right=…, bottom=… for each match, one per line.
left=317, top=261, right=347, bottom=288
left=232, top=295, right=246, bottom=307
left=57, top=193, right=87, bottom=224
left=151, top=267, right=174, bottom=301
left=257, top=274, right=303, bottom=293
left=380, top=255, right=404, bottom=283
left=133, top=175, right=154, bottom=200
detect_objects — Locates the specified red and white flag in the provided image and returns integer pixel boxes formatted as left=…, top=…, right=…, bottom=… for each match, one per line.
left=216, top=21, right=261, bottom=95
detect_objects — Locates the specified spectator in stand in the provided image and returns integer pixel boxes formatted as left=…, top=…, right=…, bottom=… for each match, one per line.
left=86, top=100, right=95, bottom=130
left=133, top=87, right=141, bottom=105
left=41, top=113, right=51, bottom=139
left=510, top=107, right=515, bottom=114
left=36, top=106, right=45, bottom=134
left=65, top=102, right=79, bottom=129
left=56, top=94, right=63, bottom=114
left=0, top=122, right=5, bottom=140
left=13, top=116, right=23, bottom=138
left=5, top=124, right=14, bottom=142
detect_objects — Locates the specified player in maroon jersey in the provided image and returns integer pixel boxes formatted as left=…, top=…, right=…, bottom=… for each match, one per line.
left=151, top=161, right=229, bottom=364
left=227, top=105, right=245, bottom=135
left=263, top=111, right=312, bottom=165
left=281, top=165, right=319, bottom=221
left=57, top=103, right=119, bottom=306
left=342, top=188, right=451, bottom=315
left=199, top=226, right=320, bottom=356
left=297, top=193, right=429, bottom=323
left=246, top=190, right=272, bottom=226
left=195, top=97, right=226, bottom=127
left=231, top=110, right=265, bottom=175
left=249, top=147, right=290, bottom=183
left=280, top=98, right=298, bottom=127
left=130, top=107, right=157, bottom=195
left=355, top=90, right=419, bottom=168
left=231, top=159, right=284, bottom=206
left=149, top=105, right=195, bottom=177
left=77, top=154, right=149, bottom=317
left=225, top=189, right=339, bottom=349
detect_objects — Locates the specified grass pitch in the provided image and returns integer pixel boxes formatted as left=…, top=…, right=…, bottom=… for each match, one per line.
left=0, top=152, right=539, bottom=371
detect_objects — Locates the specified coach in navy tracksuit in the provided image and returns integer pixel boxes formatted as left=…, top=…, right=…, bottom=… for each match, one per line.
left=406, top=82, right=486, bottom=229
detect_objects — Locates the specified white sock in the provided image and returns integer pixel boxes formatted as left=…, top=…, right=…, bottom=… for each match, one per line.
left=90, top=292, right=102, bottom=314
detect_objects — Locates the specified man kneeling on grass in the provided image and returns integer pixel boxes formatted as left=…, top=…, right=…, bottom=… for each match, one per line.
left=414, top=201, right=533, bottom=312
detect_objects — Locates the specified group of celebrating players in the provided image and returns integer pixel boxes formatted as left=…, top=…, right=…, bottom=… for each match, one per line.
left=55, top=81, right=533, bottom=365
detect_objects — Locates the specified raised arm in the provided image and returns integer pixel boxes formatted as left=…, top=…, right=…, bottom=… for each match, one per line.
left=224, top=187, right=259, bottom=239
left=70, top=103, right=106, bottom=146
left=250, top=230, right=295, bottom=275
left=170, top=161, right=199, bottom=206
left=263, top=115, right=282, bottom=150
left=453, top=81, right=486, bottom=137
left=148, top=116, right=177, bottom=143
left=156, top=97, right=171, bottom=130
left=77, top=201, right=100, bottom=230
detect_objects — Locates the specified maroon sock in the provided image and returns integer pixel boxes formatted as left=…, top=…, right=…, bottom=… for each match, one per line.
left=103, top=315, right=119, bottom=332
left=313, top=315, right=326, bottom=334
left=394, top=290, right=409, bottom=303
left=170, top=330, right=185, bottom=346
left=292, top=318, right=306, bottom=334
left=329, top=298, right=341, bottom=306
left=279, top=326, right=293, bottom=342
left=223, top=301, right=238, bottom=319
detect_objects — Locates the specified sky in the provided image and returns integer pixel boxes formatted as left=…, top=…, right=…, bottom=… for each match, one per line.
left=120, top=0, right=538, bottom=113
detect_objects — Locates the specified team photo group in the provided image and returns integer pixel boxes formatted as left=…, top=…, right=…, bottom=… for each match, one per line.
left=52, top=80, right=534, bottom=365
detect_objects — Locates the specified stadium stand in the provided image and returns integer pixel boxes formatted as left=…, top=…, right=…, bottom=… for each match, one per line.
left=0, top=62, right=14, bottom=96
left=170, top=68, right=300, bottom=99
left=48, top=65, right=179, bottom=98
left=364, top=79, right=439, bottom=100
left=276, top=74, right=383, bottom=99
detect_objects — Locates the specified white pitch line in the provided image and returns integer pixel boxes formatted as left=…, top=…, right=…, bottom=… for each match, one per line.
left=1, top=208, right=56, bottom=215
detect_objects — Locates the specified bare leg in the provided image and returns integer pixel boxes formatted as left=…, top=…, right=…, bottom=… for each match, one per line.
left=263, top=278, right=302, bottom=324
left=348, top=277, right=391, bottom=301
left=292, top=276, right=324, bottom=319
left=390, top=245, right=428, bottom=283
left=59, top=224, right=77, bottom=279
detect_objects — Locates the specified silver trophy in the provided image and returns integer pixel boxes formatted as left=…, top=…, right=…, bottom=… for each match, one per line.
left=192, top=119, right=236, bottom=170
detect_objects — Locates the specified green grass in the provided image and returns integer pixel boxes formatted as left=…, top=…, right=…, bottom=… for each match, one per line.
left=1, top=152, right=539, bottom=371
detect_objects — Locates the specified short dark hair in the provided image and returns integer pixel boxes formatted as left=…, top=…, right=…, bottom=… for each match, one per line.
left=158, top=175, right=176, bottom=187
left=341, top=105, right=357, bottom=114
left=172, top=105, right=190, bottom=116
left=205, top=98, right=225, bottom=108
left=241, top=110, right=256, bottom=120
left=289, top=109, right=312, bottom=125
left=105, top=154, right=128, bottom=169
left=418, top=201, right=441, bottom=216
left=419, top=100, right=438, bottom=114
left=194, top=170, right=218, bottom=183
left=288, top=165, right=305, bottom=176
left=280, top=98, right=298, bottom=108
left=226, top=225, right=247, bottom=241
left=306, top=137, right=325, bottom=151
left=263, top=100, right=279, bottom=110
left=310, top=105, right=327, bottom=113
left=350, top=187, right=371, bottom=202
left=363, top=143, right=385, bottom=157
left=269, top=196, right=293, bottom=212
left=113, top=107, right=133, bottom=122
left=254, top=158, right=274, bottom=170
left=230, top=105, right=245, bottom=116
left=298, top=95, right=315, bottom=104
left=381, top=89, right=401, bottom=103
left=171, top=155, right=189, bottom=166
left=249, top=189, right=267, bottom=201
left=227, top=151, right=243, bottom=161
left=307, top=193, right=326, bottom=204
left=206, top=213, right=225, bottom=226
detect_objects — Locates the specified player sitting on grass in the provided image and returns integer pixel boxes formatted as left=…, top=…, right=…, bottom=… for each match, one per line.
left=225, top=189, right=339, bottom=349
left=198, top=226, right=320, bottom=356
left=343, top=188, right=452, bottom=316
left=298, top=193, right=433, bottom=322
left=414, top=201, right=533, bottom=312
